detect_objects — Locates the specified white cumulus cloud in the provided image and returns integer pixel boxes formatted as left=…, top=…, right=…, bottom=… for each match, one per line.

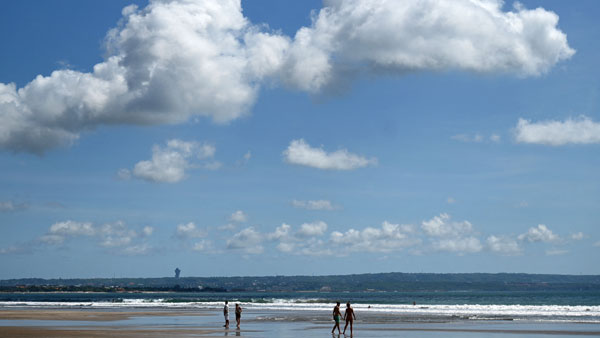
left=297, top=221, right=328, bottom=237
left=518, top=224, right=560, bottom=243
left=0, top=0, right=573, bottom=154
left=0, top=0, right=289, bottom=154
left=421, top=213, right=473, bottom=238
left=283, top=139, right=377, bottom=170
left=47, top=220, right=95, bottom=237
left=514, top=116, right=600, bottom=145
left=128, top=139, right=217, bottom=183
left=226, top=227, right=264, bottom=254
left=176, top=222, right=206, bottom=239
left=229, top=210, right=248, bottom=223
left=421, top=214, right=483, bottom=254
left=330, top=221, right=418, bottom=254
left=281, top=0, right=574, bottom=92
left=486, top=235, right=522, bottom=255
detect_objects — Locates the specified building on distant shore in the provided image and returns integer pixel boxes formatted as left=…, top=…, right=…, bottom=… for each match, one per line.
left=175, top=268, right=181, bottom=278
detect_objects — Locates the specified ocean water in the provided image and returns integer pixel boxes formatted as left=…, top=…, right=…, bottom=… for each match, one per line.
left=1, top=290, right=599, bottom=323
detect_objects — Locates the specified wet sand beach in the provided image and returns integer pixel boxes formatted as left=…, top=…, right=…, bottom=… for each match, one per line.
left=2, top=308, right=600, bottom=337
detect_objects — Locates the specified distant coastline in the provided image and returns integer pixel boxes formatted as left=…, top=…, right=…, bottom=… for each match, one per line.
left=2, top=272, right=599, bottom=293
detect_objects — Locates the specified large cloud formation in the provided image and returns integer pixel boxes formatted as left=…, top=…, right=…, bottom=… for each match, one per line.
left=0, top=0, right=574, bottom=153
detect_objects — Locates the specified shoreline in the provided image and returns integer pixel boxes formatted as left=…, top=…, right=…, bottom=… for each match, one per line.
left=2, top=308, right=600, bottom=337
left=0, top=309, right=206, bottom=321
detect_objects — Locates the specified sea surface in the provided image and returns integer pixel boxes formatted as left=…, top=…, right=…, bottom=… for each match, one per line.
left=1, top=290, right=599, bottom=324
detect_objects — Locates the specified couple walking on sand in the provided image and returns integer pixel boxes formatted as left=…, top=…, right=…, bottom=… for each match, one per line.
left=332, top=301, right=356, bottom=335
left=223, top=301, right=243, bottom=329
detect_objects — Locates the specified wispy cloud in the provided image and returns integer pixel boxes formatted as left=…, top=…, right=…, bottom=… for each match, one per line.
left=36, top=220, right=155, bottom=255
left=0, top=200, right=29, bottom=212
left=292, top=199, right=336, bottom=210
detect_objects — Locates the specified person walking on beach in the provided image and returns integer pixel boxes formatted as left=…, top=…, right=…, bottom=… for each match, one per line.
left=331, top=301, right=342, bottom=334
left=223, top=301, right=230, bottom=328
left=235, top=303, right=243, bottom=328
left=343, top=302, right=356, bottom=336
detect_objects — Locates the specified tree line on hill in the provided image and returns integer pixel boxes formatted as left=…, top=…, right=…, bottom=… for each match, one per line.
left=1, top=272, right=599, bottom=292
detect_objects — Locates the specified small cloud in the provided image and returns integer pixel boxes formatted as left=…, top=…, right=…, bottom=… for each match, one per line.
left=283, top=139, right=377, bottom=170
left=518, top=224, right=560, bottom=243
left=451, top=133, right=483, bottom=143
left=229, top=210, right=248, bottom=223
left=0, top=244, right=33, bottom=255
left=142, top=226, right=154, bottom=236
left=570, top=232, right=585, bottom=241
left=0, top=200, right=29, bottom=212
left=452, top=133, right=499, bottom=143
left=218, top=223, right=236, bottom=231
left=176, top=222, right=206, bottom=239
left=120, top=243, right=153, bottom=256
left=329, top=221, right=419, bottom=254
left=432, top=237, right=483, bottom=254
left=267, top=223, right=292, bottom=241
left=421, top=213, right=473, bottom=238
left=486, top=235, right=522, bottom=256
left=129, top=139, right=218, bottom=183
left=297, top=221, right=328, bottom=237
left=594, top=241, right=600, bottom=247
left=192, top=240, right=212, bottom=252
left=292, top=199, right=336, bottom=210
left=37, top=220, right=153, bottom=254
left=421, top=214, right=482, bottom=254
left=514, top=116, right=600, bottom=146
left=235, top=151, right=252, bottom=167
left=117, top=168, right=131, bottom=180
left=39, top=234, right=65, bottom=245
left=48, top=220, right=95, bottom=237
left=446, top=197, right=456, bottom=204
left=226, top=227, right=264, bottom=254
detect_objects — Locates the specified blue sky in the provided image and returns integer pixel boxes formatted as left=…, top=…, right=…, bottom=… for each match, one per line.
left=0, top=0, right=599, bottom=279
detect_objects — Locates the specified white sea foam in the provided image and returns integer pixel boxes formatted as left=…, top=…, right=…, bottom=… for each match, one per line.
left=1, top=299, right=599, bottom=322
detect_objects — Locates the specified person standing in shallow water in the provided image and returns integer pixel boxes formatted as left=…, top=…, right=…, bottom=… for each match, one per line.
left=331, top=301, right=342, bottom=334
left=223, top=301, right=229, bottom=328
left=235, top=303, right=242, bottom=328
left=343, top=302, right=356, bottom=335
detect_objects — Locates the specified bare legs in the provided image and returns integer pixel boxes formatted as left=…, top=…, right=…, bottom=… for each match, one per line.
left=343, top=320, right=353, bottom=335
left=332, top=320, right=341, bottom=334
